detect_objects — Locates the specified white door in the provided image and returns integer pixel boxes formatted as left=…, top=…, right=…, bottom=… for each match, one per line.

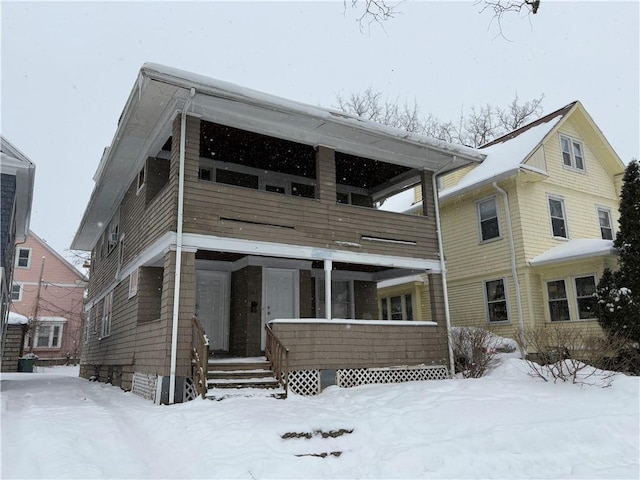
left=263, top=268, right=298, bottom=349
left=196, top=271, right=230, bottom=352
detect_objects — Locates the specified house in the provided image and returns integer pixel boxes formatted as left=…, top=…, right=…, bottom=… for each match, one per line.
left=71, top=63, right=486, bottom=403
left=10, top=231, right=88, bottom=365
left=1, top=136, right=36, bottom=372
left=392, top=101, right=626, bottom=350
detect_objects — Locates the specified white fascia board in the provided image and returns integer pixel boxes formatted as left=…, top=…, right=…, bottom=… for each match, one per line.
left=377, top=274, right=426, bottom=289
left=271, top=318, right=438, bottom=327
left=178, top=232, right=441, bottom=271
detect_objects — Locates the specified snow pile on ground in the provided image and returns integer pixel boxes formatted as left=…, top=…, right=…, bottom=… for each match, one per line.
left=2, top=361, right=638, bottom=479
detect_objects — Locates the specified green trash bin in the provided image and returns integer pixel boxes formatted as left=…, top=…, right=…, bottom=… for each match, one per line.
left=17, top=358, right=36, bottom=372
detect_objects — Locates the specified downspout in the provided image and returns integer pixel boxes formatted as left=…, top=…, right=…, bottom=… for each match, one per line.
left=432, top=172, right=455, bottom=376
left=492, top=182, right=526, bottom=352
left=169, top=87, right=196, bottom=404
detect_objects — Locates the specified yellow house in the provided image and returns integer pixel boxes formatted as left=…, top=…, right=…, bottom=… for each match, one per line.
left=379, top=101, right=627, bottom=345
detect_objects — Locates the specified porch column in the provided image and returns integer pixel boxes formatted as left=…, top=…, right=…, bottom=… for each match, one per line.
left=324, top=259, right=332, bottom=320
left=420, top=170, right=433, bottom=217
left=316, top=145, right=336, bottom=204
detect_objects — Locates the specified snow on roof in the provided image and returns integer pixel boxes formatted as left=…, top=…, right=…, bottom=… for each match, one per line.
left=8, top=311, right=28, bottom=325
left=439, top=112, right=564, bottom=200
left=37, top=316, right=68, bottom=323
left=142, top=63, right=485, bottom=161
left=530, top=239, right=617, bottom=267
left=378, top=188, right=418, bottom=214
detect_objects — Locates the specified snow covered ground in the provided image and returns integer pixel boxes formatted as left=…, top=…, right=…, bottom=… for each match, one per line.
left=2, top=360, right=638, bottom=479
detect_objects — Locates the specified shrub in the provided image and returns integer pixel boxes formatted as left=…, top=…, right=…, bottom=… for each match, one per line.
left=449, top=326, right=517, bottom=378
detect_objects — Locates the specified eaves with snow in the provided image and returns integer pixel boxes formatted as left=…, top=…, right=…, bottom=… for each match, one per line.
left=529, top=239, right=617, bottom=267
left=72, top=63, right=486, bottom=251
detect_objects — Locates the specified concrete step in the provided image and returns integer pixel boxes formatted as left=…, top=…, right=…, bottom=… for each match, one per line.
left=207, top=376, right=280, bottom=389
left=205, top=386, right=286, bottom=401
left=208, top=368, right=275, bottom=379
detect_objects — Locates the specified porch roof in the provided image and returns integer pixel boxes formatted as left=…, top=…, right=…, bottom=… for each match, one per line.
left=72, top=63, right=485, bottom=251
left=529, top=239, right=617, bottom=267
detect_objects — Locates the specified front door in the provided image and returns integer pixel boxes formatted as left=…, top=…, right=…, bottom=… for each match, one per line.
left=196, top=270, right=230, bottom=352
left=263, top=268, right=298, bottom=349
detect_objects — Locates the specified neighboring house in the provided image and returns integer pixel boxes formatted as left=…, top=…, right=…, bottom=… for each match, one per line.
left=394, top=101, right=626, bottom=348
left=71, top=63, right=485, bottom=403
left=10, top=231, right=87, bottom=365
left=1, top=136, right=35, bottom=371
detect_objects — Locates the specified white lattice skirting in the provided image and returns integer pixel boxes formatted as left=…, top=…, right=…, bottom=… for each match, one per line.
left=288, top=365, right=449, bottom=396
left=131, top=372, right=158, bottom=402
left=337, top=365, right=449, bottom=389
left=288, top=369, right=321, bottom=396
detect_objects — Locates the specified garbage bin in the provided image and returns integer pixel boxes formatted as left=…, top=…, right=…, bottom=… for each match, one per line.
left=17, top=358, right=36, bottom=372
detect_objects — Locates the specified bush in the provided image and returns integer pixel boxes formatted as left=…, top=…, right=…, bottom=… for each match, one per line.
left=449, top=326, right=517, bottom=378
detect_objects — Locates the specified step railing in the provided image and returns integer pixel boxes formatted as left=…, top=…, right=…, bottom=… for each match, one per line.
left=265, top=322, right=290, bottom=398
left=191, top=316, right=209, bottom=399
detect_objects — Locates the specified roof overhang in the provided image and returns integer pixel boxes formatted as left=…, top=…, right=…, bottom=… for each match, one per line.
left=0, top=137, right=36, bottom=243
left=71, top=63, right=485, bottom=251
left=529, top=239, right=617, bottom=268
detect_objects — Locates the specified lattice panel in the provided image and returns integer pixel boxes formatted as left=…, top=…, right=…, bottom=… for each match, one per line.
left=288, top=369, right=320, bottom=396
left=336, top=365, right=449, bottom=389
left=183, top=377, right=198, bottom=402
left=131, top=372, right=158, bottom=402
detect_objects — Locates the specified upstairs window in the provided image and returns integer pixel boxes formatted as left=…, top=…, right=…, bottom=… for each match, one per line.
left=11, top=283, right=22, bottom=301
left=560, top=135, right=585, bottom=171
left=548, top=196, right=568, bottom=239
left=16, top=248, right=31, bottom=268
left=136, top=165, right=146, bottom=193
left=597, top=207, right=613, bottom=240
left=477, top=197, right=500, bottom=242
left=101, top=291, right=113, bottom=338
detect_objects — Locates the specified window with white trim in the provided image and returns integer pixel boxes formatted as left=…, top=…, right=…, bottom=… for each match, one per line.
left=11, top=283, right=22, bottom=301
left=597, top=207, right=613, bottom=240
left=574, top=275, right=597, bottom=320
left=101, top=292, right=113, bottom=337
left=548, top=196, right=568, bottom=239
left=84, top=308, right=92, bottom=343
left=317, top=280, right=354, bottom=319
left=547, top=280, right=570, bottom=322
left=129, top=268, right=139, bottom=298
left=560, top=135, right=585, bottom=171
left=484, top=279, right=508, bottom=323
left=34, top=322, right=64, bottom=349
left=136, top=165, right=146, bottom=193
left=477, top=197, right=500, bottom=242
left=380, top=293, right=414, bottom=321
left=15, top=248, right=31, bottom=268
left=106, top=213, right=119, bottom=254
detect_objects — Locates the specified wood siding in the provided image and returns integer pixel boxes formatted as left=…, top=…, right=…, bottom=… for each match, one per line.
left=272, top=321, right=449, bottom=371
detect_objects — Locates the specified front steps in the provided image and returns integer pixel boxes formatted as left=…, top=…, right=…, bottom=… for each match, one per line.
left=205, top=356, right=286, bottom=400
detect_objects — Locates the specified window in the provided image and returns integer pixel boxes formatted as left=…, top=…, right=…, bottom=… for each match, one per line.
left=101, top=292, right=113, bottom=337
left=560, top=135, right=586, bottom=171
left=477, top=197, right=500, bottom=242
left=380, top=294, right=414, bottom=321
left=129, top=268, right=139, bottom=298
left=597, top=207, right=613, bottom=240
left=484, top=279, right=508, bottom=323
left=84, top=308, right=92, bottom=343
left=11, top=283, right=22, bottom=301
left=216, top=169, right=259, bottom=189
left=317, top=280, right=353, bottom=319
left=34, top=323, right=63, bottom=349
left=575, top=276, right=597, bottom=320
left=291, top=182, right=315, bottom=199
left=198, top=167, right=213, bottom=181
left=106, top=214, right=119, bottom=254
left=136, top=165, right=146, bottom=193
left=548, top=197, right=568, bottom=239
left=15, top=248, right=31, bottom=268
left=547, top=280, right=570, bottom=322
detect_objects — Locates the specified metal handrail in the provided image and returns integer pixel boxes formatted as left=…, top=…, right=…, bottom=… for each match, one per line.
left=191, top=316, right=209, bottom=399
left=264, top=322, right=289, bottom=397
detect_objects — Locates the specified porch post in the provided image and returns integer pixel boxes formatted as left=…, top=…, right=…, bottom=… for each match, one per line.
left=324, top=259, right=332, bottom=320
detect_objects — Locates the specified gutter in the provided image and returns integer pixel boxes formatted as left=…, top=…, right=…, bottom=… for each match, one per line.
left=169, top=87, right=196, bottom=404
left=492, top=182, right=526, bottom=353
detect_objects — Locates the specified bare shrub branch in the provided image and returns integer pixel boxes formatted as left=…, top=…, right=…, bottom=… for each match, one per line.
left=450, top=326, right=517, bottom=378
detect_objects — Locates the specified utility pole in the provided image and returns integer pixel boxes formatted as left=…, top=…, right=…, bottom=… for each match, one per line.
left=28, top=256, right=46, bottom=353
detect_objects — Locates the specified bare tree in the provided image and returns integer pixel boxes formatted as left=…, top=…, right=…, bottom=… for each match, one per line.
left=335, top=88, right=544, bottom=147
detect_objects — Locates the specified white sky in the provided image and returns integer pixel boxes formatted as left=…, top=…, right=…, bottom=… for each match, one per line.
left=2, top=1, right=638, bottom=259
